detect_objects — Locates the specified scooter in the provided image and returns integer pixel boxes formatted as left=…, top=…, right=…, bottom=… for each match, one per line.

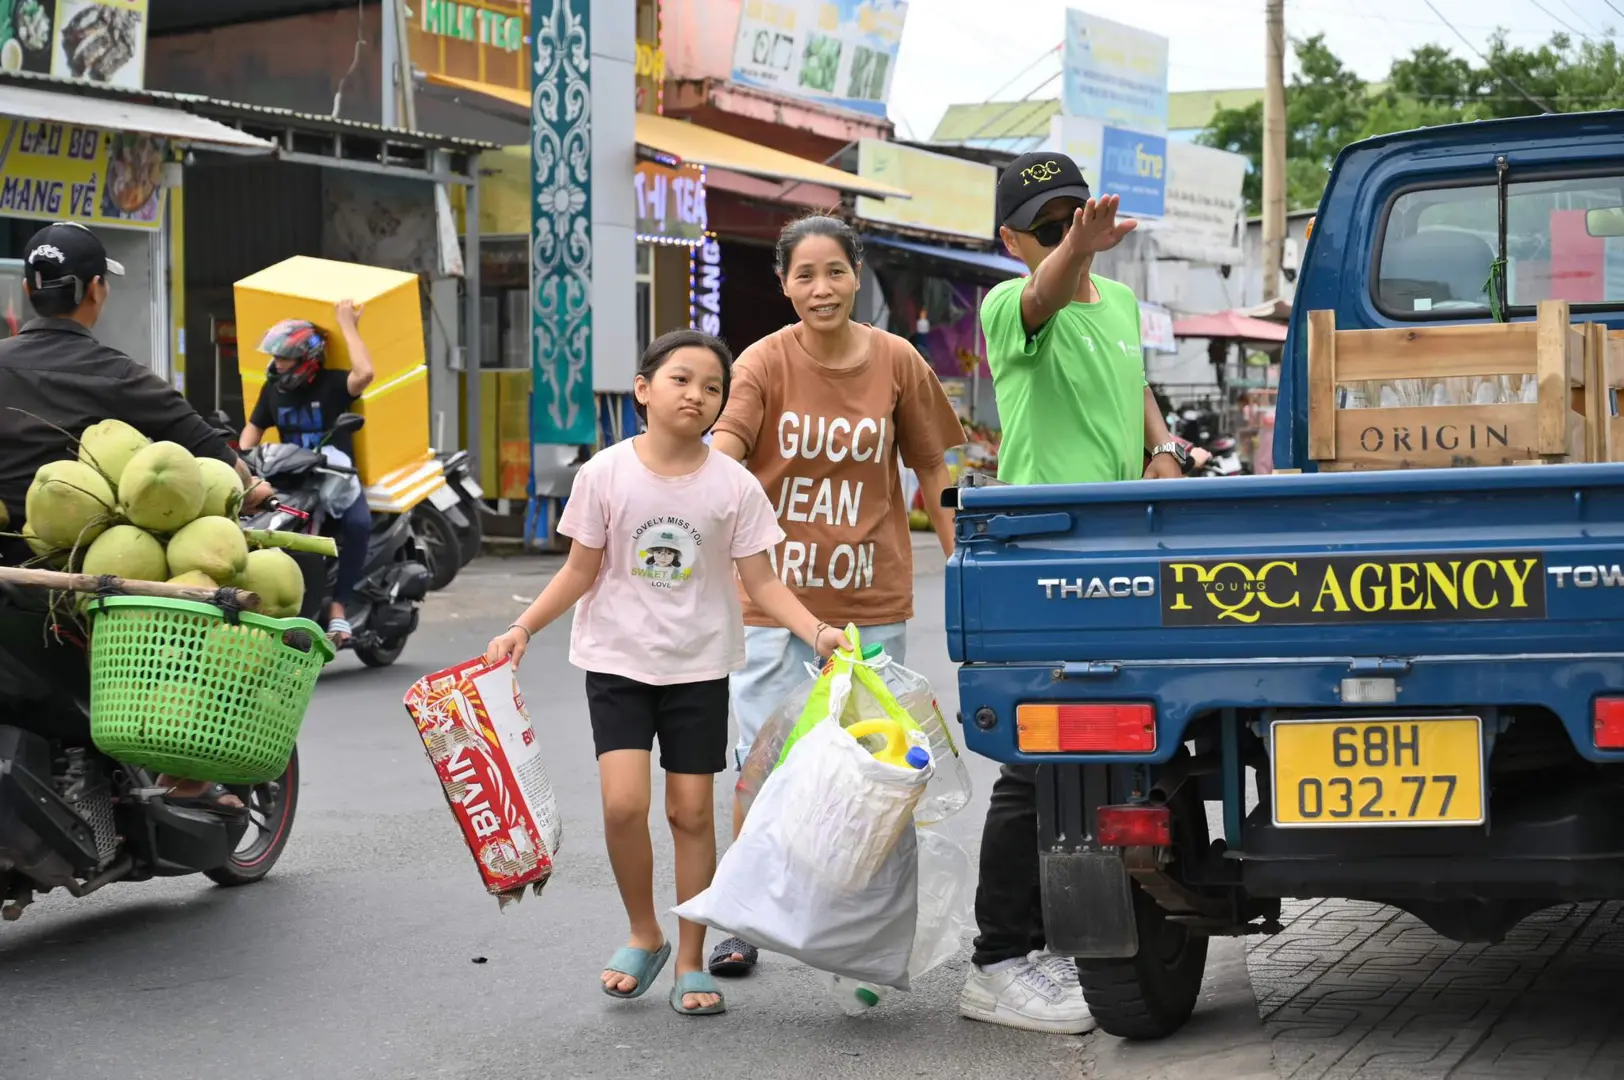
left=240, top=414, right=432, bottom=668
left=435, top=448, right=484, bottom=567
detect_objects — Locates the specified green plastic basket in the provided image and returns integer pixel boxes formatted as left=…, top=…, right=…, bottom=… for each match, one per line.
left=87, top=596, right=336, bottom=785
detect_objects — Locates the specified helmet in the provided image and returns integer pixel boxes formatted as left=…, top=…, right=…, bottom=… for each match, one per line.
left=259, top=318, right=326, bottom=393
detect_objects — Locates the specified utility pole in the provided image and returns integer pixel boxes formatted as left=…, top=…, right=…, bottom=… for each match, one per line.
left=1262, top=0, right=1287, bottom=302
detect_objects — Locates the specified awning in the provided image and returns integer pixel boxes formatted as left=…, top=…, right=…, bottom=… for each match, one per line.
left=634, top=112, right=909, bottom=201
left=862, top=234, right=1027, bottom=280
left=1172, top=310, right=1288, bottom=344
left=421, top=74, right=909, bottom=202
left=0, top=84, right=273, bottom=151
left=424, top=72, right=527, bottom=110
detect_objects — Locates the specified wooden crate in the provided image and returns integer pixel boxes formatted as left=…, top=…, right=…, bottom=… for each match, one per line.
left=1594, top=328, right=1624, bottom=463
left=1307, top=300, right=1591, bottom=470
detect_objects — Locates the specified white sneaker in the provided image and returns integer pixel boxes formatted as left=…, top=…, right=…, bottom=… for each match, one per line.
left=1029, top=949, right=1083, bottom=994
left=959, top=957, right=1097, bottom=1035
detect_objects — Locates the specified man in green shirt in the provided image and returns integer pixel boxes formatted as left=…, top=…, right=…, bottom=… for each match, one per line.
left=959, top=151, right=1184, bottom=1037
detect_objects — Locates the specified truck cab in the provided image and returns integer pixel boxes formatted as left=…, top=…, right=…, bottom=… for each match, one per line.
left=947, top=112, right=1624, bottom=1041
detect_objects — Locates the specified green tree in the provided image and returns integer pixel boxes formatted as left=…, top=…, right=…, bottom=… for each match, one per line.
left=1199, top=31, right=1624, bottom=214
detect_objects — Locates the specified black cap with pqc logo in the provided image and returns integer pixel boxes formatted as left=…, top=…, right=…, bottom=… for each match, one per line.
left=24, top=221, right=124, bottom=307
left=996, top=151, right=1093, bottom=231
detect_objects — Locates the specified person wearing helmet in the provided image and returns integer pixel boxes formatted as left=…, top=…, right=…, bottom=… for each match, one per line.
left=239, top=300, right=374, bottom=646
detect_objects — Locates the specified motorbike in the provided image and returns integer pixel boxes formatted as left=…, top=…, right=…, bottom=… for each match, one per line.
left=0, top=554, right=305, bottom=922
left=1170, top=405, right=1249, bottom=477
left=240, top=413, right=432, bottom=669
left=436, top=448, right=485, bottom=568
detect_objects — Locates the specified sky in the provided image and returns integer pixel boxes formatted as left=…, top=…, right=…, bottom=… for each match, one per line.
left=886, top=0, right=1617, bottom=140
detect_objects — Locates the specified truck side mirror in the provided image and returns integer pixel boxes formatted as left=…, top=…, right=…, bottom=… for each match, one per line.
left=1586, top=207, right=1624, bottom=237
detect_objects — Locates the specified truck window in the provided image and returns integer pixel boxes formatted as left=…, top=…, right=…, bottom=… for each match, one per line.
left=1376, top=175, right=1624, bottom=317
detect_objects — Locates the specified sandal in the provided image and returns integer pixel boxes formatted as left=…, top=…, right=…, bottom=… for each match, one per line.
left=669, top=971, right=727, bottom=1016
left=164, top=783, right=247, bottom=818
left=602, top=940, right=670, bottom=1000
left=708, top=936, right=757, bottom=977
left=327, top=617, right=353, bottom=648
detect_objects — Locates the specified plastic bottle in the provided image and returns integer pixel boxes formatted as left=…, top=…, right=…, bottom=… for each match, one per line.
left=822, top=972, right=889, bottom=1014
left=867, top=648, right=973, bottom=824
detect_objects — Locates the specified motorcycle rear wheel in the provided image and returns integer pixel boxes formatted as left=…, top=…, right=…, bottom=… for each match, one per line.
left=356, top=639, right=407, bottom=668
left=413, top=504, right=461, bottom=591
left=206, top=747, right=300, bottom=887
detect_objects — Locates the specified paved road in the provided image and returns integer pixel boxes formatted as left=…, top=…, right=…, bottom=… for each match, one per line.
left=2, top=542, right=1097, bottom=1080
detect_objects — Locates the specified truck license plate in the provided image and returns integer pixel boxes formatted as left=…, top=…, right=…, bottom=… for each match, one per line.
left=1270, top=717, right=1485, bottom=827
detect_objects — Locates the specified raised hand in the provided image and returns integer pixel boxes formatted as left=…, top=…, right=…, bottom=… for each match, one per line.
left=1064, top=195, right=1137, bottom=256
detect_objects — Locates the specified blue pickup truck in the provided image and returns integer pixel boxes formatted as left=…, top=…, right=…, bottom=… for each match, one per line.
left=947, top=111, right=1624, bottom=1040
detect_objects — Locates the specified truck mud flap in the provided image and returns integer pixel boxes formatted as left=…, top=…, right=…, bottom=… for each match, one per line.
left=1039, top=764, right=1139, bottom=958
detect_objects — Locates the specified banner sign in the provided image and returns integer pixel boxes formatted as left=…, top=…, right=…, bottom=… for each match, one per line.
left=1062, top=8, right=1168, bottom=134
left=0, top=0, right=149, bottom=89
left=730, top=0, right=908, bottom=118
left=1099, top=125, right=1166, bottom=218
left=634, top=160, right=706, bottom=244
left=0, top=119, right=166, bottom=230
left=855, top=138, right=994, bottom=239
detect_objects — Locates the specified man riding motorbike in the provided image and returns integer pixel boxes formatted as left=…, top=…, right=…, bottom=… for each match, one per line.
left=0, top=222, right=273, bottom=815
left=237, top=303, right=374, bottom=647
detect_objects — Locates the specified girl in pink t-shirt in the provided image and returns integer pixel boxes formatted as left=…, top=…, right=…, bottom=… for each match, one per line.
left=485, top=329, right=851, bottom=1018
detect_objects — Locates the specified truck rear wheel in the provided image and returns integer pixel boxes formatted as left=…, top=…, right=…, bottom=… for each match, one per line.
left=1077, top=790, right=1210, bottom=1040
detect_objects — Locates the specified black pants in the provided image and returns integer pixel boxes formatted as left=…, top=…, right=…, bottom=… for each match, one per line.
left=971, top=763, right=1046, bottom=967
left=0, top=594, right=90, bottom=740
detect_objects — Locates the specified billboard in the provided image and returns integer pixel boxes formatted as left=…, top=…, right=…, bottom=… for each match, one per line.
left=855, top=139, right=995, bottom=239
left=1062, top=8, right=1168, bottom=134
left=1, top=0, right=149, bottom=89
left=730, top=0, right=908, bottom=118
left=1099, top=125, right=1165, bottom=219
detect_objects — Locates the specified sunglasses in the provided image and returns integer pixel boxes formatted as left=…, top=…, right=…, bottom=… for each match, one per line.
left=1023, top=216, right=1073, bottom=249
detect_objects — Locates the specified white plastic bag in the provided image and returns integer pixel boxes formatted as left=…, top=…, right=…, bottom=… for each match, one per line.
left=674, top=720, right=928, bottom=989
left=908, top=826, right=976, bottom=981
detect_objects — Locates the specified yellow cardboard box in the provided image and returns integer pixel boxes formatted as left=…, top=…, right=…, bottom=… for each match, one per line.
left=233, top=256, right=424, bottom=388
left=242, top=364, right=430, bottom=489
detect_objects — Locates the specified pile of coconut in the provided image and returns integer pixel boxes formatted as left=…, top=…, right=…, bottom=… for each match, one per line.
left=14, top=418, right=306, bottom=618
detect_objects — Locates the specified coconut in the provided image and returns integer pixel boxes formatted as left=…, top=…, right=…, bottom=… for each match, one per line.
left=196, top=457, right=245, bottom=520
left=119, top=442, right=204, bottom=533
left=78, top=419, right=151, bottom=486
left=237, top=547, right=305, bottom=618
left=167, top=569, right=220, bottom=590
left=166, top=516, right=249, bottom=584
left=26, top=459, right=115, bottom=549
left=81, top=524, right=168, bottom=583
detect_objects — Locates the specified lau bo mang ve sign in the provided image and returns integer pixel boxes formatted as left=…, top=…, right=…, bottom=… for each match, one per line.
left=0, top=119, right=166, bottom=230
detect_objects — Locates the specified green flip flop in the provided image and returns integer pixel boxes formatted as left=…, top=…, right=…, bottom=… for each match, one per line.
left=602, top=941, right=671, bottom=1000
left=669, top=970, right=727, bottom=1016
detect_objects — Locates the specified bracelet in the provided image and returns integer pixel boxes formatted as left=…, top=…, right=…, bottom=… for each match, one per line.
left=813, top=621, right=831, bottom=648
left=508, top=622, right=533, bottom=643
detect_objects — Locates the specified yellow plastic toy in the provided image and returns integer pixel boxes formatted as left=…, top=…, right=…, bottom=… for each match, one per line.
left=846, top=718, right=915, bottom=769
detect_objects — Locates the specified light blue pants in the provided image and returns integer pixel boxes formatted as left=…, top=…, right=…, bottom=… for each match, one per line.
left=730, top=621, right=909, bottom=769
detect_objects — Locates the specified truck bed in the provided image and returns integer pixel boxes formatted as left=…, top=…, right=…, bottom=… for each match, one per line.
left=948, top=464, right=1624, bottom=765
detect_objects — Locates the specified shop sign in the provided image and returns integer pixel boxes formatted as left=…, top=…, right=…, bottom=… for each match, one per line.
left=730, top=0, right=908, bottom=119
left=690, top=237, right=722, bottom=336
left=635, top=161, right=705, bottom=244
left=0, top=0, right=149, bottom=89
left=419, top=0, right=522, bottom=49
left=854, top=139, right=993, bottom=240
left=1138, top=302, right=1176, bottom=354
left=408, top=0, right=527, bottom=95
left=0, top=119, right=166, bottom=230
left=1062, top=8, right=1169, bottom=134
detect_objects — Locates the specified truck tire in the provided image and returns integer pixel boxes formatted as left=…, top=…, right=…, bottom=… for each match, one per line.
left=1077, top=790, right=1210, bottom=1040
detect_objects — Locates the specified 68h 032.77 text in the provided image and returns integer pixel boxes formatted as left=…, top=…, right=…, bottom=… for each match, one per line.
left=1295, top=724, right=1459, bottom=820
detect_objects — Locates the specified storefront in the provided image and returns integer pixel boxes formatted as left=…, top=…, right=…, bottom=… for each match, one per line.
left=0, top=76, right=273, bottom=378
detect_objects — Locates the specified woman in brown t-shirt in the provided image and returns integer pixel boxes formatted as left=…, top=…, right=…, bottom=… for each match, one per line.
left=706, top=214, right=965, bottom=977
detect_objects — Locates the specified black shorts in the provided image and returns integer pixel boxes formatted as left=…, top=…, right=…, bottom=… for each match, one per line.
left=584, top=672, right=730, bottom=775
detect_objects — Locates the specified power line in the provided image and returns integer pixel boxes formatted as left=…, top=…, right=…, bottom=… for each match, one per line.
left=1608, top=0, right=1624, bottom=22
left=1528, top=0, right=1590, bottom=39
left=1557, top=0, right=1603, bottom=36
left=1418, top=0, right=1555, bottom=111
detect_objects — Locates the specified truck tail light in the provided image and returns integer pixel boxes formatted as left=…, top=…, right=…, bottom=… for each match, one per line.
left=1595, top=698, right=1624, bottom=748
left=1097, top=804, right=1172, bottom=846
left=1016, top=703, right=1156, bottom=753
